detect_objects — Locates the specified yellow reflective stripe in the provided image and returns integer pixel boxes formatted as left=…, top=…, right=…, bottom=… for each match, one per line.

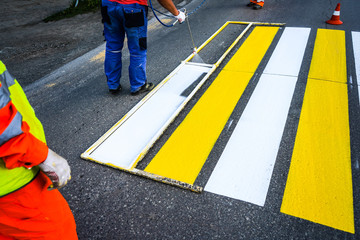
left=145, top=26, right=279, bottom=184
left=0, top=60, right=45, bottom=196
left=0, top=160, right=39, bottom=197
left=0, top=61, right=6, bottom=75
left=8, top=80, right=46, bottom=143
left=281, top=29, right=354, bottom=233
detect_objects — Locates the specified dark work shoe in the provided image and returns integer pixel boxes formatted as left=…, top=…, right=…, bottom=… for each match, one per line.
left=131, top=82, right=155, bottom=96
left=109, top=85, right=122, bottom=94
left=247, top=2, right=256, bottom=7
left=253, top=4, right=263, bottom=10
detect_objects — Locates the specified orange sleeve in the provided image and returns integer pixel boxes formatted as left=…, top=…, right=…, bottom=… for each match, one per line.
left=0, top=100, right=48, bottom=169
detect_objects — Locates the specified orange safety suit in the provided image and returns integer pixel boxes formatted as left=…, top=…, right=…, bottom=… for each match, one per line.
left=250, top=0, right=264, bottom=7
left=0, top=61, right=78, bottom=240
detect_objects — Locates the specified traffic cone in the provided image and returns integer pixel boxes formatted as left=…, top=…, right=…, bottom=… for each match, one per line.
left=326, top=3, right=343, bottom=25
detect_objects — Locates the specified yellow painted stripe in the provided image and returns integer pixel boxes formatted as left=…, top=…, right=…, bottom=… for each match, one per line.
left=224, top=27, right=278, bottom=73
left=308, top=29, right=347, bottom=83
left=145, top=26, right=279, bottom=184
left=281, top=29, right=354, bottom=233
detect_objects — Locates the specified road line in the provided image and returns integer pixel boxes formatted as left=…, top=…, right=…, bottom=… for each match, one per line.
left=281, top=29, right=354, bottom=234
left=308, top=29, right=347, bottom=83
left=352, top=31, right=360, bottom=103
left=89, top=64, right=211, bottom=169
left=145, top=26, right=279, bottom=184
left=263, top=27, right=311, bottom=76
left=204, top=27, right=310, bottom=206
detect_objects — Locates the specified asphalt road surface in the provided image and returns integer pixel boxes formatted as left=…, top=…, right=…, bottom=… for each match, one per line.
left=4, top=0, right=360, bottom=239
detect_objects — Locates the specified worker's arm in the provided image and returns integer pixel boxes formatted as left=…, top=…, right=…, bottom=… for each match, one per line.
left=157, top=0, right=186, bottom=22
left=0, top=82, right=70, bottom=188
left=157, top=0, right=179, bottom=15
left=0, top=85, right=48, bottom=169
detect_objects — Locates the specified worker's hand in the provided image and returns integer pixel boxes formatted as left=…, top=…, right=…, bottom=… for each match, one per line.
left=39, top=149, right=71, bottom=189
left=175, top=10, right=186, bottom=23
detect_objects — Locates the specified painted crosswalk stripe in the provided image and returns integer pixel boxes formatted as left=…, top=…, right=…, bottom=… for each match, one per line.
left=281, top=29, right=354, bottom=234
left=352, top=31, right=360, bottom=103
left=204, top=27, right=310, bottom=206
left=87, top=64, right=212, bottom=169
left=144, top=26, right=279, bottom=184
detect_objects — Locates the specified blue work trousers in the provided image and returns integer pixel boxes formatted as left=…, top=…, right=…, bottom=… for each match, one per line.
left=102, top=0, right=148, bottom=92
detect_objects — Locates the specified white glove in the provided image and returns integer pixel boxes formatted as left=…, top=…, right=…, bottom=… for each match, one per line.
left=39, top=149, right=71, bottom=189
left=175, top=10, right=186, bottom=23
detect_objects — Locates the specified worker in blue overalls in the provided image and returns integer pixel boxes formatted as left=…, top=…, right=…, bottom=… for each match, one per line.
left=101, top=0, right=185, bottom=95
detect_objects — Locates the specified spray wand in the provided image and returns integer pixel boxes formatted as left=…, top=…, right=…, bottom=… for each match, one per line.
left=148, top=0, right=206, bottom=63
left=185, top=11, right=205, bottom=63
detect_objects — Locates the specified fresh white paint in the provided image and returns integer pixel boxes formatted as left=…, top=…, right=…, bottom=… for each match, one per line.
left=89, top=64, right=212, bottom=169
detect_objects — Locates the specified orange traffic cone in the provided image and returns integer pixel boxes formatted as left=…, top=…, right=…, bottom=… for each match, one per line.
left=326, top=3, right=343, bottom=25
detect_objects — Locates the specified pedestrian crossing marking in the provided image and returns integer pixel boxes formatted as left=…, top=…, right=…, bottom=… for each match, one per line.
left=204, top=27, right=310, bottom=206
left=145, top=71, right=253, bottom=183
left=82, top=23, right=358, bottom=233
left=82, top=63, right=212, bottom=170
left=144, top=26, right=279, bottom=184
left=354, top=32, right=360, bottom=82
left=308, top=29, right=347, bottom=83
left=223, top=27, right=277, bottom=73
left=281, top=29, right=354, bottom=234
left=352, top=31, right=360, bottom=104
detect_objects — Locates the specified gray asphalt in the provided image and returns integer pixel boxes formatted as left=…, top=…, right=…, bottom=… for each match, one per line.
left=21, top=0, right=360, bottom=239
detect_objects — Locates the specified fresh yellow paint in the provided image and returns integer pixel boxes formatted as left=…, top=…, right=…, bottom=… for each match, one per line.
left=223, top=27, right=278, bottom=73
left=281, top=29, right=354, bottom=234
left=145, top=71, right=252, bottom=183
left=308, top=29, right=347, bottom=83
left=145, top=26, right=279, bottom=184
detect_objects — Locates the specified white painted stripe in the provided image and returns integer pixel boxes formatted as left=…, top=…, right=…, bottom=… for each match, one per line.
left=353, top=32, right=360, bottom=105
left=333, top=11, right=340, bottom=16
left=89, top=64, right=211, bottom=169
left=205, top=75, right=297, bottom=205
left=352, top=32, right=360, bottom=86
left=205, top=27, right=310, bottom=206
left=264, top=27, right=311, bottom=76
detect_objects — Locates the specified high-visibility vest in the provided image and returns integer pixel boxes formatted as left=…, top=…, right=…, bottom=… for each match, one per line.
left=0, top=61, right=47, bottom=197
